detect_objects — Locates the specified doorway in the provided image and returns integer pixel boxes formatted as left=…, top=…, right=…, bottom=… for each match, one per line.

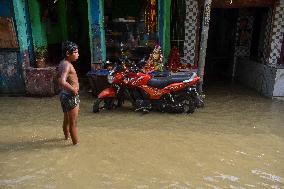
left=104, top=0, right=154, bottom=63
left=204, top=9, right=238, bottom=83
left=36, top=0, right=91, bottom=77
left=65, top=0, right=91, bottom=76
left=170, top=0, right=186, bottom=56
left=280, top=34, right=284, bottom=65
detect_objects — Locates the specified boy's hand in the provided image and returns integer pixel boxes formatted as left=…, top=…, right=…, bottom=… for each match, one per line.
left=73, top=86, right=79, bottom=95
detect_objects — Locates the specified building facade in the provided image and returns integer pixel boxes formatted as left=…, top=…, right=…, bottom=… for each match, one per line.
left=0, top=0, right=283, bottom=98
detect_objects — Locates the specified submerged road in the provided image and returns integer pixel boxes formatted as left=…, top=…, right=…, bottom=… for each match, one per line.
left=0, top=83, right=284, bottom=188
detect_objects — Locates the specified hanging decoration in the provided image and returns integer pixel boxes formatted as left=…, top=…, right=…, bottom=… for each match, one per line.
left=144, top=45, right=164, bottom=73
left=167, top=46, right=182, bottom=72
left=145, top=0, right=157, bottom=33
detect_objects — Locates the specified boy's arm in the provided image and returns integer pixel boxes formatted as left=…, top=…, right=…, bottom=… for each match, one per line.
left=58, top=63, right=78, bottom=95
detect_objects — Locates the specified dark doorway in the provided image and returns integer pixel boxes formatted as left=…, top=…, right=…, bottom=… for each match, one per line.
left=170, top=0, right=186, bottom=56
left=250, top=8, right=270, bottom=62
left=104, top=0, right=153, bottom=63
left=41, top=0, right=91, bottom=77
left=66, top=0, right=91, bottom=77
left=204, top=9, right=238, bottom=83
left=280, top=34, right=284, bottom=65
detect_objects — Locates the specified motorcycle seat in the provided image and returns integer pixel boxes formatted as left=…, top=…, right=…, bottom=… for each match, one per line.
left=148, top=73, right=196, bottom=89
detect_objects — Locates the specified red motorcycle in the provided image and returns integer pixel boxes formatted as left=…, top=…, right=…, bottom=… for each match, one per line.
left=93, top=63, right=204, bottom=114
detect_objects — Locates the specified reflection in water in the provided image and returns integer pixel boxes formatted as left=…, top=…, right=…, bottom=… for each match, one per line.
left=0, top=84, right=284, bottom=188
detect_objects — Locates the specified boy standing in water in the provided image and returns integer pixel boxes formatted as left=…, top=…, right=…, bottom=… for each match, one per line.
left=58, top=41, right=80, bottom=145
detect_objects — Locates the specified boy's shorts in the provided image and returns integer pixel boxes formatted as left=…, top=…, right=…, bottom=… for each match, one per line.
left=59, top=91, right=80, bottom=113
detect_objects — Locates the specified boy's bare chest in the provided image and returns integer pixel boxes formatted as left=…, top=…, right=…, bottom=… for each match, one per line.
left=68, top=67, right=78, bottom=82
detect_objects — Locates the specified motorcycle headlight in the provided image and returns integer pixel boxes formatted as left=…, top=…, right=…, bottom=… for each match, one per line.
left=107, top=72, right=114, bottom=84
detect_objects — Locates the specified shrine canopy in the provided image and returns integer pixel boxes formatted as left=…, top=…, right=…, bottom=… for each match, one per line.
left=211, top=0, right=275, bottom=8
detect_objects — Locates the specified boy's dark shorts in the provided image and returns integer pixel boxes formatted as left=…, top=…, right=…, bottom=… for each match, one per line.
left=59, top=91, right=80, bottom=113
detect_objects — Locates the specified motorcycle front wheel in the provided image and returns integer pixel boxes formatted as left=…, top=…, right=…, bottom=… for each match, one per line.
left=93, top=98, right=114, bottom=113
left=93, top=98, right=121, bottom=113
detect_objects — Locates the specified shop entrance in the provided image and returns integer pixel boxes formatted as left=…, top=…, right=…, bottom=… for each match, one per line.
left=104, top=0, right=155, bottom=64
left=170, top=0, right=186, bottom=56
left=66, top=0, right=91, bottom=76
left=37, top=0, right=91, bottom=77
left=204, top=9, right=238, bottom=83
left=204, top=7, right=271, bottom=85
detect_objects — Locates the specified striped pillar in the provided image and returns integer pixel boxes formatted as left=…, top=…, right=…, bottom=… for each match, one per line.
left=183, top=0, right=199, bottom=66
left=268, top=0, right=284, bottom=67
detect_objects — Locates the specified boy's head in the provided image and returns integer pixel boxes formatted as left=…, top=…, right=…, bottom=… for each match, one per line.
left=62, top=41, right=79, bottom=60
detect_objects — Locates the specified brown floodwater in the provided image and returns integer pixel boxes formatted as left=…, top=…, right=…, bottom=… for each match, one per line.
left=0, top=83, right=284, bottom=189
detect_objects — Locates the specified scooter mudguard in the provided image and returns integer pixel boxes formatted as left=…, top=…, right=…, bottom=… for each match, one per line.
left=98, top=87, right=116, bottom=99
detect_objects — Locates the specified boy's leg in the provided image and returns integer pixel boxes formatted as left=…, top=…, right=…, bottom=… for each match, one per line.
left=63, top=112, right=70, bottom=140
left=67, top=105, right=79, bottom=145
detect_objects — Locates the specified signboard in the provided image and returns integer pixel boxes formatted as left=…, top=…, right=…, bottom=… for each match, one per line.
left=0, top=17, right=18, bottom=49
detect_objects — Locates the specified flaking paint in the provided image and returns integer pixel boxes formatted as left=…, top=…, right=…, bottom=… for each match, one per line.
left=88, top=0, right=106, bottom=65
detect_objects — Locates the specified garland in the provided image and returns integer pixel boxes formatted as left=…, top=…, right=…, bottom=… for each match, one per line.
left=167, top=46, right=182, bottom=72
left=145, top=0, right=157, bottom=33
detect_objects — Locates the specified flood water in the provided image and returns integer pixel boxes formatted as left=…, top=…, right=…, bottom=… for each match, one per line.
left=0, top=83, right=284, bottom=189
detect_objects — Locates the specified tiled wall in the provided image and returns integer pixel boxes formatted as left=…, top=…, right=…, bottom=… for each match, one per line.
left=268, top=1, right=284, bottom=67
left=181, top=1, right=284, bottom=97
left=234, top=15, right=254, bottom=57
left=232, top=13, right=254, bottom=77
left=182, top=0, right=198, bottom=65
left=235, top=58, right=277, bottom=97
left=261, top=8, right=273, bottom=64
left=273, top=69, right=284, bottom=97
left=234, top=4, right=284, bottom=98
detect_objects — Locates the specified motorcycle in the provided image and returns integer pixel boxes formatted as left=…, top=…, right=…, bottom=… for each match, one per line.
left=93, top=61, right=204, bottom=114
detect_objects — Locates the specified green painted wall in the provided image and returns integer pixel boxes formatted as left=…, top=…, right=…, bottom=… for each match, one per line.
left=158, top=0, right=171, bottom=64
left=65, top=0, right=91, bottom=75
left=163, top=0, right=171, bottom=63
left=13, top=0, right=29, bottom=51
left=59, top=0, right=68, bottom=42
left=28, top=0, right=47, bottom=47
left=46, top=0, right=68, bottom=44
left=28, top=0, right=68, bottom=46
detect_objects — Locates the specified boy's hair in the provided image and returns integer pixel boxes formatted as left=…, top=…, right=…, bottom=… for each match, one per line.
left=62, top=41, right=78, bottom=57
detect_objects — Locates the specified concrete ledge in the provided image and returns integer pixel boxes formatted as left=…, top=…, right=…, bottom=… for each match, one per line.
left=25, top=67, right=58, bottom=96
left=235, top=58, right=277, bottom=97
left=273, top=69, right=284, bottom=97
left=273, top=97, right=284, bottom=101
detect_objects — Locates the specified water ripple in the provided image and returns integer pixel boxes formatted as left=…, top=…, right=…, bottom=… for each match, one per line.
left=251, top=169, right=283, bottom=183
left=214, top=172, right=239, bottom=182
left=0, top=175, right=36, bottom=186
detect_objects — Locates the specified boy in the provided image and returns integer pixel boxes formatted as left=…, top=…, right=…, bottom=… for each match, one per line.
left=58, top=41, right=80, bottom=145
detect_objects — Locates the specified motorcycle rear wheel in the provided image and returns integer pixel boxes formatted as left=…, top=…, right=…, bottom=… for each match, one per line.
left=194, top=93, right=205, bottom=108
left=182, top=97, right=195, bottom=114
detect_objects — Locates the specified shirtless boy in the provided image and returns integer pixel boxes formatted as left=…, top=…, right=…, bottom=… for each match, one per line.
left=58, top=41, right=80, bottom=145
